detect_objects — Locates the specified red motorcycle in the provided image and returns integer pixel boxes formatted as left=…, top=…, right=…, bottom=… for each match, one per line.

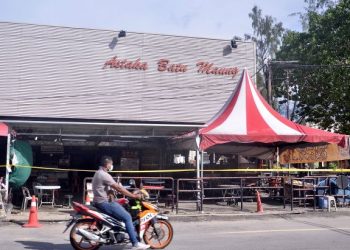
left=64, top=191, right=173, bottom=249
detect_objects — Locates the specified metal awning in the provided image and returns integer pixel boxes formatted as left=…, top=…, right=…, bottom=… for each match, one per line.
left=0, top=117, right=204, bottom=146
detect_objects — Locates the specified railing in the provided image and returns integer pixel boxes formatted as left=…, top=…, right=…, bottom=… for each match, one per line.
left=83, top=176, right=175, bottom=210
left=283, top=177, right=317, bottom=211
left=176, top=176, right=284, bottom=214
left=176, top=178, right=204, bottom=214
left=83, top=174, right=349, bottom=214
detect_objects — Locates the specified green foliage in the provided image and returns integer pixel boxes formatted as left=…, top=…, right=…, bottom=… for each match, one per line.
left=291, top=0, right=339, bottom=31
left=329, top=162, right=338, bottom=170
left=247, top=6, right=284, bottom=97
left=276, top=0, right=350, bottom=134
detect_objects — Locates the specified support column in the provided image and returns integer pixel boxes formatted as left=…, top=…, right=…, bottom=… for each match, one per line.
left=200, top=151, right=204, bottom=178
left=276, top=147, right=280, bottom=168
left=234, top=154, right=240, bottom=168
left=5, top=132, right=11, bottom=201
left=196, top=149, right=201, bottom=211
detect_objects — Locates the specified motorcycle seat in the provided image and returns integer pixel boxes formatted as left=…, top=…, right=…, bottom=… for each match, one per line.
left=86, top=204, right=99, bottom=211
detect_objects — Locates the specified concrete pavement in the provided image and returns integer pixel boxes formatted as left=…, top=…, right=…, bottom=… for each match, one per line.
left=2, top=200, right=350, bottom=224
left=1, top=214, right=350, bottom=250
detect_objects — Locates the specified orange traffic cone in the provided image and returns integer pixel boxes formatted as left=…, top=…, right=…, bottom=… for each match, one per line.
left=23, top=195, right=42, bottom=228
left=85, top=193, right=91, bottom=205
left=256, top=191, right=264, bottom=213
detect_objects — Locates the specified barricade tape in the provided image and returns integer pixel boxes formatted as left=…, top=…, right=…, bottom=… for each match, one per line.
left=0, top=165, right=194, bottom=173
left=1, top=164, right=350, bottom=173
left=203, top=168, right=350, bottom=172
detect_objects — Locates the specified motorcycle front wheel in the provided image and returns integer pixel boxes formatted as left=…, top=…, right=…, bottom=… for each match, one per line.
left=69, top=218, right=101, bottom=250
left=143, top=220, right=173, bottom=249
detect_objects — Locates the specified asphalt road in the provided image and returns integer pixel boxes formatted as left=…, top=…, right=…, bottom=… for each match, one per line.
left=1, top=214, right=350, bottom=250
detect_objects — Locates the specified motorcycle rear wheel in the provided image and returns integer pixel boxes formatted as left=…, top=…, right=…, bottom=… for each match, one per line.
left=69, top=218, right=101, bottom=250
left=143, top=220, right=173, bottom=249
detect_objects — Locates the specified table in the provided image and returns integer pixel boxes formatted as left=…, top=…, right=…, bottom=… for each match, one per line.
left=218, top=184, right=241, bottom=205
left=142, top=185, right=165, bottom=191
left=144, top=180, right=165, bottom=185
left=34, top=185, right=61, bottom=207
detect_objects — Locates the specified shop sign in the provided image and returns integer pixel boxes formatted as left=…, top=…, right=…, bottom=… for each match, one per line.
left=279, top=143, right=350, bottom=164
left=157, top=59, right=188, bottom=73
left=103, top=56, right=239, bottom=78
left=196, top=61, right=239, bottom=78
left=103, top=56, right=148, bottom=70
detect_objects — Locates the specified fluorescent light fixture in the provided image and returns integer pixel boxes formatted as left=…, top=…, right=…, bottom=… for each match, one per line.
left=62, top=138, right=87, bottom=142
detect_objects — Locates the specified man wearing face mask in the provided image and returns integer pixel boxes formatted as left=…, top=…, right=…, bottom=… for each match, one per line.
left=92, top=155, right=150, bottom=249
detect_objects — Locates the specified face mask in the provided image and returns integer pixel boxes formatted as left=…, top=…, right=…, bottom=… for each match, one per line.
left=108, top=165, right=114, bottom=172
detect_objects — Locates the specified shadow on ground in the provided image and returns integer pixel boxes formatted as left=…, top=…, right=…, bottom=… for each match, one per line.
left=16, top=240, right=130, bottom=250
left=16, top=241, right=70, bottom=250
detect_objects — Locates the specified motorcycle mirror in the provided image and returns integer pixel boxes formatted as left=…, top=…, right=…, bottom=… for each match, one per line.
left=129, top=179, right=136, bottom=187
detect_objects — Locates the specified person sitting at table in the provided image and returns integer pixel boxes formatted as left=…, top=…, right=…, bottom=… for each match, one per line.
left=92, top=155, right=150, bottom=250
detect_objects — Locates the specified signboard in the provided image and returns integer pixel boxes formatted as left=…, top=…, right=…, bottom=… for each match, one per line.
left=103, top=56, right=239, bottom=79
left=279, top=144, right=350, bottom=164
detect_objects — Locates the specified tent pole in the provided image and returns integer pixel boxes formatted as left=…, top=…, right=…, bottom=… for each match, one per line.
left=276, top=147, right=280, bottom=168
left=5, top=132, right=11, bottom=201
left=200, top=151, right=204, bottom=179
left=200, top=151, right=204, bottom=211
left=196, top=149, right=201, bottom=211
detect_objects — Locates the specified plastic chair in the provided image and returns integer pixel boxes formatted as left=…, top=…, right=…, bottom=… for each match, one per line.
left=325, top=195, right=337, bottom=212
left=21, top=187, right=38, bottom=211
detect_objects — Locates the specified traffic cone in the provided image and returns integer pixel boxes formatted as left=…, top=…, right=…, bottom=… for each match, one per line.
left=23, top=196, right=42, bottom=228
left=85, top=193, right=91, bottom=205
left=256, top=191, right=264, bottom=213
left=82, top=193, right=92, bottom=219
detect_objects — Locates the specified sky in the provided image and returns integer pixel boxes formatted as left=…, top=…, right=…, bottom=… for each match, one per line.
left=0, top=0, right=306, bottom=39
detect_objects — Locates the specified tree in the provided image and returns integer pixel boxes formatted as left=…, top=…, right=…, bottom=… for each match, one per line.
left=291, top=0, right=339, bottom=31
left=246, top=6, right=284, bottom=102
left=276, top=0, right=350, bottom=133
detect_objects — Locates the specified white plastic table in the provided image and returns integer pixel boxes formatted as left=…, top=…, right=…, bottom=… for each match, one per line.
left=218, top=184, right=241, bottom=205
left=34, top=185, right=61, bottom=207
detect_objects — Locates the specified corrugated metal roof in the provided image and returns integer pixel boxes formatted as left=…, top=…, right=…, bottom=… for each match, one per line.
left=0, top=22, right=256, bottom=124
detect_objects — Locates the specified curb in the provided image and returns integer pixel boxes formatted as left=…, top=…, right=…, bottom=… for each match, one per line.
left=2, top=210, right=350, bottom=225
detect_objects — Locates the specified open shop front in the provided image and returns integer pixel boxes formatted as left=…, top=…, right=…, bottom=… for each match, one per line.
left=1, top=120, right=202, bottom=207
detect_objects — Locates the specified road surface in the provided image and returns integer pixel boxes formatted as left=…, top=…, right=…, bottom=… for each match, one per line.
left=1, top=214, right=350, bottom=250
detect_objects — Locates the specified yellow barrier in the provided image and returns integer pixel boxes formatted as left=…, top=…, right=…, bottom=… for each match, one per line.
left=1, top=164, right=350, bottom=173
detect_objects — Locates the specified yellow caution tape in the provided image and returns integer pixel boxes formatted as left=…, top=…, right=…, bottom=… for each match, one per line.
left=0, top=164, right=195, bottom=173
left=1, top=164, right=350, bottom=173
left=202, top=168, right=350, bottom=172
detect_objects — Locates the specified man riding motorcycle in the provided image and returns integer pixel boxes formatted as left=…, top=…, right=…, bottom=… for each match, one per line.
left=92, top=155, right=150, bottom=250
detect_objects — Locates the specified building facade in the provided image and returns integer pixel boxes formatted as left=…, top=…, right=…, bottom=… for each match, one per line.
left=0, top=22, right=255, bottom=124
left=0, top=22, right=256, bottom=195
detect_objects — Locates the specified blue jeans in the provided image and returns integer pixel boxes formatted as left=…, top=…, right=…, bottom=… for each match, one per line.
left=95, top=201, right=138, bottom=245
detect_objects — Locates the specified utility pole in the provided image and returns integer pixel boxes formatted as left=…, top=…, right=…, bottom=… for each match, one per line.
left=267, top=61, right=273, bottom=105
left=286, top=69, right=290, bottom=120
left=267, top=60, right=299, bottom=106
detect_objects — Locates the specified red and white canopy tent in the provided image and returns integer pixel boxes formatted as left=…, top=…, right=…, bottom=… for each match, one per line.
left=171, top=69, right=347, bottom=160
left=0, top=123, right=8, bottom=137
left=199, top=69, right=347, bottom=151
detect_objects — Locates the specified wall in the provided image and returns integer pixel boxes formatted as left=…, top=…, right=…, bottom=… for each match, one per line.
left=0, top=22, right=256, bottom=124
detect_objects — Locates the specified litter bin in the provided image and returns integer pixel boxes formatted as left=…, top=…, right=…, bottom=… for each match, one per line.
left=318, top=196, right=328, bottom=209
